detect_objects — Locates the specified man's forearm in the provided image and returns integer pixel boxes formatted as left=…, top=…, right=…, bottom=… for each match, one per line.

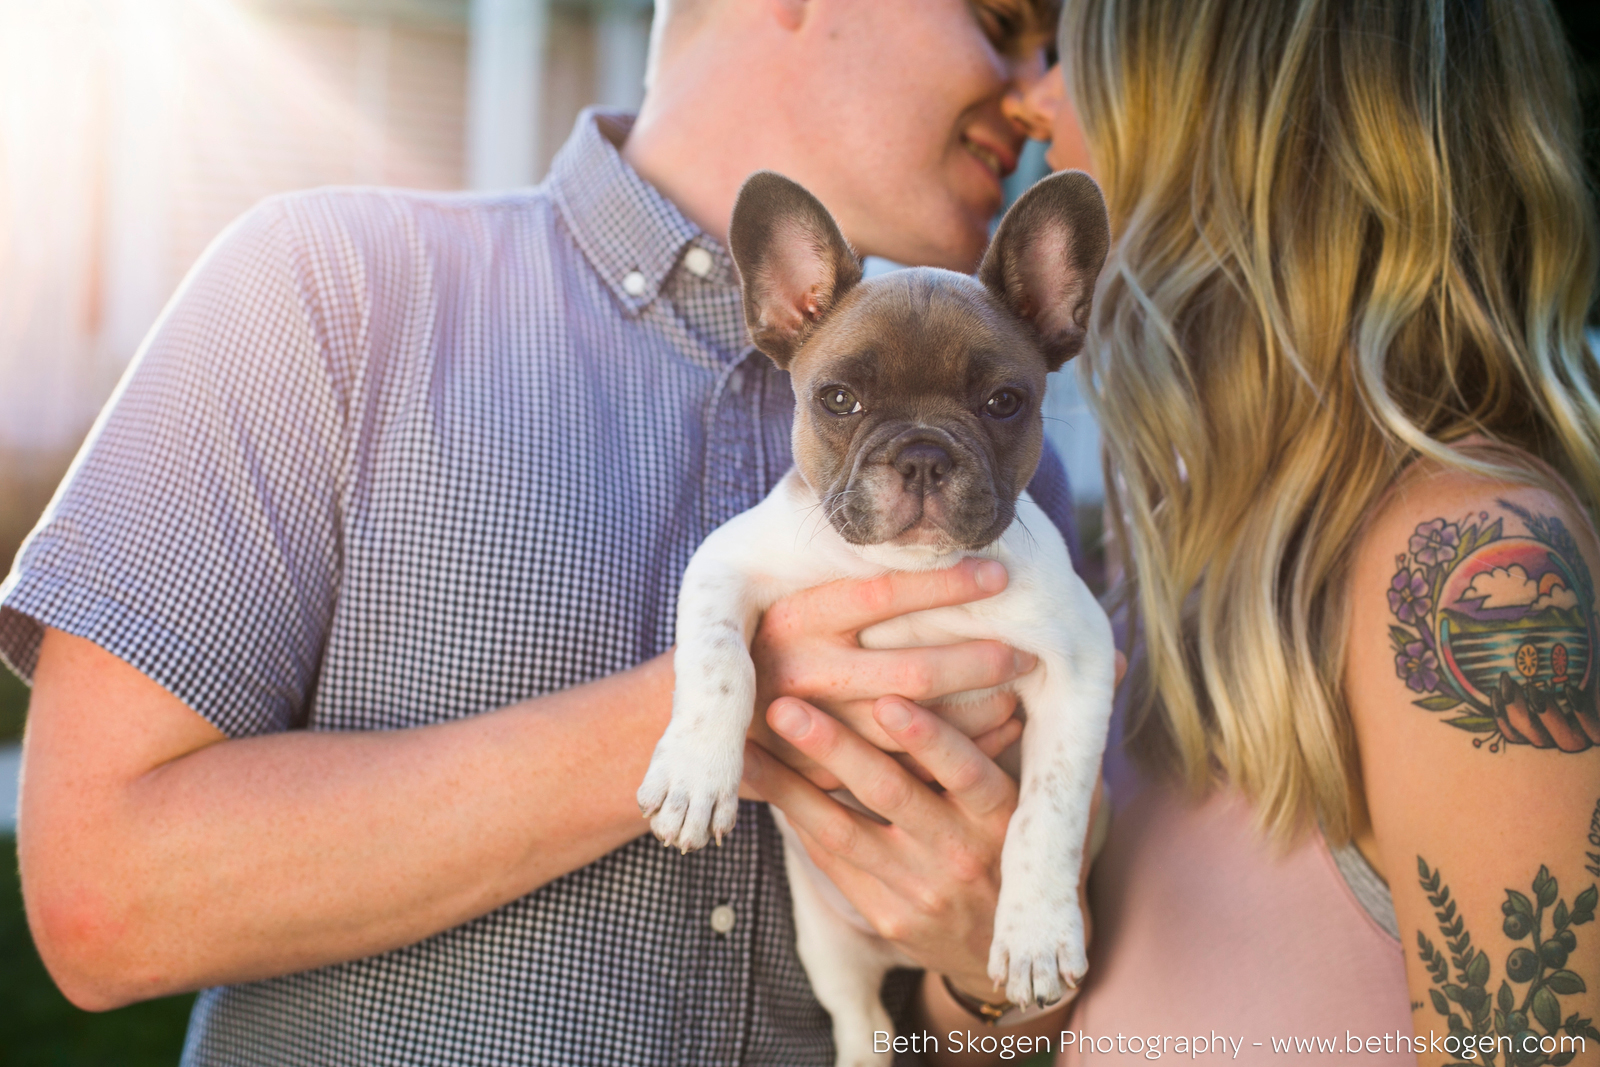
left=22, top=629, right=672, bottom=1009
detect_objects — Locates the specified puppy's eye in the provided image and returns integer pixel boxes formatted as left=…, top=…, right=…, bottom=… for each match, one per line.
left=984, top=389, right=1023, bottom=419
left=820, top=387, right=863, bottom=416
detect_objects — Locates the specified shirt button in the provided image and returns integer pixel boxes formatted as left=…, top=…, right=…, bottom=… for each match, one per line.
left=622, top=270, right=648, bottom=297
left=709, top=903, right=736, bottom=934
left=684, top=247, right=714, bottom=278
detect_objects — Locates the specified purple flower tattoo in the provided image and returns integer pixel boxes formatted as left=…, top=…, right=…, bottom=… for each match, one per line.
left=1388, top=568, right=1432, bottom=625
left=1408, top=518, right=1460, bottom=567
left=1396, top=641, right=1440, bottom=692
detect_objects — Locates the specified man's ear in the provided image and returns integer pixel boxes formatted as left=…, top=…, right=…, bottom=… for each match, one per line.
left=978, top=170, right=1110, bottom=371
left=728, top=171, right=862, bottom=369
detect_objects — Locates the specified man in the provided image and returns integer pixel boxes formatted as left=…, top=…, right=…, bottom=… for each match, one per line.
left=0, top=1, right=1083, bottom=1063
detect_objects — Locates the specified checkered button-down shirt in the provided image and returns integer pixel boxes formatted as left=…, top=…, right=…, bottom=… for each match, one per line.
left=0, top=110, right=1079, bottom=1066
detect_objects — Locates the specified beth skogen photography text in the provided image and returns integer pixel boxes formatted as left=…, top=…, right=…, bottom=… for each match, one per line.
left=877, top=1028, right=1589, bottom=1060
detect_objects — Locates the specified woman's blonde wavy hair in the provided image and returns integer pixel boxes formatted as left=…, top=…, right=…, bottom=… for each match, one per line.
left=1061, top=0, right=1600, bottom=842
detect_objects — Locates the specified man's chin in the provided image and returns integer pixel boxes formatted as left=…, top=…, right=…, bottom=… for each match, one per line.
left=860, top=207, right=989, bottom=271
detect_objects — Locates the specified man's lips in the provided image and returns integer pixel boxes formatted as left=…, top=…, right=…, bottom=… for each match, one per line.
left=961, top=132, right=1018, bottom=182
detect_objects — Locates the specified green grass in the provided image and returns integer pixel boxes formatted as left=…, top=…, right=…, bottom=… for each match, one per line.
left=0, top=668, right=28, bottom=744
left=0, top=835, right=194, bottom=1066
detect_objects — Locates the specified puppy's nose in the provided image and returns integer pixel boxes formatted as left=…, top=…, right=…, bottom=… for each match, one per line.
left=894, top=442, right=953, bottom=489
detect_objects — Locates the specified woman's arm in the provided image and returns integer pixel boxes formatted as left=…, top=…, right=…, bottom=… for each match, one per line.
left=1346, top=468, right=1600, bottom=1066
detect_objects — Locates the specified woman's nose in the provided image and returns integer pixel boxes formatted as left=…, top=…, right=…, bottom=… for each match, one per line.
left=1003, top=60, right=1063, bottom=143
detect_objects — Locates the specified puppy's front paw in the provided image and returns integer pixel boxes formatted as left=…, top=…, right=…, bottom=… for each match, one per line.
left=637, top=746, right=742, bottom=853
left=987, top=898, right=1088, bottom=1008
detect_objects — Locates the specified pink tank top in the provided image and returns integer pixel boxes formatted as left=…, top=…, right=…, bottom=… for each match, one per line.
left=1057, top=781, right=1413, bottom=1064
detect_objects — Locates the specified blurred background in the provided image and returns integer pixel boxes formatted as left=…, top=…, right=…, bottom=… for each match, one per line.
left=0, top=0, right=654, bottom=585
left=0, top=1, right=1596, bottom=1062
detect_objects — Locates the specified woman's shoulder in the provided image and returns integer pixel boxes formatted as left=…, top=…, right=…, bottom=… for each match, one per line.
left=1359, top=442, right=1595, bottom=553
left=1345, top=440, right=1600, bottom=756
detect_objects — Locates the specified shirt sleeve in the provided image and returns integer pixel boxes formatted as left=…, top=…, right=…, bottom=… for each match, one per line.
left=1026, top=435, right=1084, bottom=575
left=0, top=196, right=350, bottom=738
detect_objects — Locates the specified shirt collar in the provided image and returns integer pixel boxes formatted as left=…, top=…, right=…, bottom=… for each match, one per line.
left=547, top=108, right=738, bottom=318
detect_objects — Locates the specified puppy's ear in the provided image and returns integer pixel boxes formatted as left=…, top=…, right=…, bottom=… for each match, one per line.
left=979, top=170, right=1109, bottom=371
left=728, top=171, right=862, bottom=369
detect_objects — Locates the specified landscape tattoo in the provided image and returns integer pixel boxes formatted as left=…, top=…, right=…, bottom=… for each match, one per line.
left=1416, top=857, right=1598, bottom=1065
left=1387, top=501, right=1600, bottom=752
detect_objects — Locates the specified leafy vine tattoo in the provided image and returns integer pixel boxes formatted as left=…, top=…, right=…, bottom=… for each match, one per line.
left=1417, top=858, right=1598, bottom=1065
left=1588, top=799, right=1600, bottom=879
left=1387, top=501, right=1600, bottom=752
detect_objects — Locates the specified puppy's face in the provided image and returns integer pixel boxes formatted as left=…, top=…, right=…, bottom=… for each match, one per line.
left=729, top=170, right=1109, bottom=553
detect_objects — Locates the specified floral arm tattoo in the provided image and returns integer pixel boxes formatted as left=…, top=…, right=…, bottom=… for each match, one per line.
left=1387, top=501, right=1600, bottom=752
left=1416, top=858, right=1598, bottom=1065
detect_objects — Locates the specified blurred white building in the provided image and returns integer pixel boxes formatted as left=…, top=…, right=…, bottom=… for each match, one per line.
left=0, top=0, right=652, bottom=455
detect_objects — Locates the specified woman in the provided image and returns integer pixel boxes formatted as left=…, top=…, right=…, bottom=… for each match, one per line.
left=1011, top=0, right=1600, bottom=1059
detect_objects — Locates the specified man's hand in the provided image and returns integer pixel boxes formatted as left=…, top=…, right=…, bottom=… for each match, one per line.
left=747, top=558, right=1036, bottom=790
left=745, top=652, right=1123, bottom=1066
left=745, top=695, right=1020, bottom=993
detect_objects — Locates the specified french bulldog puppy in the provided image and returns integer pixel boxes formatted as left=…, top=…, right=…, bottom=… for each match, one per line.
left=638, top=170, right=1115, bottom=1067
